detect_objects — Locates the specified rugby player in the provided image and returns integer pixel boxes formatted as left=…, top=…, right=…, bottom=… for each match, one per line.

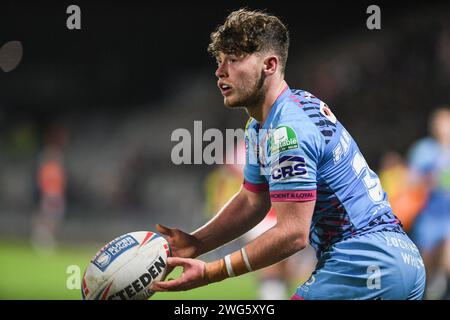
left=151, top=9, right=426, bottom=299
left=408, top=107, right=450, bottom=299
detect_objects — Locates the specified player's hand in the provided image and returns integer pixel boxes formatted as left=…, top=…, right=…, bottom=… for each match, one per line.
left=156, top=224, right=204, bottom=259
left=150, top=257, right=208, bottom=292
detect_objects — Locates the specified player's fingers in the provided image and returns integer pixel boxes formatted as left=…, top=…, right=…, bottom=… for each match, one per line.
left=149, top=282, right=167, bottom=292
left=156, top=223, right=173, bottom=237
left=151, top=279, right=183, bottom=291
left=166, top=257, right=190, bottom=268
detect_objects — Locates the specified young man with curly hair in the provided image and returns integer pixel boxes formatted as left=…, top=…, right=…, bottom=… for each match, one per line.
left=151, top=8, right=426, bottom=300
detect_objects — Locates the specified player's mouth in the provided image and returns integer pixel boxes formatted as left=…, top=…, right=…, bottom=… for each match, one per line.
left=218, top=82, right=233, bottom=96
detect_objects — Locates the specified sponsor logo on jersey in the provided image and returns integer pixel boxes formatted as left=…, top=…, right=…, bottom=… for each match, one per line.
left=271, top=155, right=307, bottom=180
left=319, top=101, right=337, bottom=124
left=271, top=190, right=316, bottom=200
left=92, top=234, right=138, bottom=272
left=269, top=126, right=299, bottom=155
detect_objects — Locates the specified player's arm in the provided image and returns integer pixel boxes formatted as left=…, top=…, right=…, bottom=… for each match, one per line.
left=152, top=116, right=323, bottom=292
left=232, top=200, right=313, bottom=271
left=156, top=185, right=271, bottom=259
left=151, top=200, right=313, bottom=291
left=191, top=185, right=271, bottom=256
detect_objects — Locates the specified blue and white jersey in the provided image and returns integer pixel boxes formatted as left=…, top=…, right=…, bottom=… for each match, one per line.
left=408, top=137, right=450, bottom=199
left=243, top=86, right=402, bottom=257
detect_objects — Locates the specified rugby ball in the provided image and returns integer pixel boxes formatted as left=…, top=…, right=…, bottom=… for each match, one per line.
left=82, top=231, right=171, bottom=300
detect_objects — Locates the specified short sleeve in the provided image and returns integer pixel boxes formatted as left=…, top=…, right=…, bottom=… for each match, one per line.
left=243, top=119, right=269, bottom=193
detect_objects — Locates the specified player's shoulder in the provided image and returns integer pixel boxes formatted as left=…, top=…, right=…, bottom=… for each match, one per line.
left=274, top=89, right=312, bottom=123
left=278, top=88, right=328, bottom=121
left=275, top=88, right=339, bottom=144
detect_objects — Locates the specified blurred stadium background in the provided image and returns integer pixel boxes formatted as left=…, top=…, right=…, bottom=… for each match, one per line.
left=0, top=0, right=449, bottom=299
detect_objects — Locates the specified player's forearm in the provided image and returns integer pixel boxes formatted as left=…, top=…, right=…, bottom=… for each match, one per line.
left=204, top=222, right=308, bottom=283
left=192, top=187, right=270, bottom=256
left=203, top=200, right=314, bottom=283
left=243, top=223, right=307, bottom=270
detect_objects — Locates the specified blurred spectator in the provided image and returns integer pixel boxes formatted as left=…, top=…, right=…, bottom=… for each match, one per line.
left=407, top=107, right=450, bottom=299
left=31, top=124, right=68, bottom=253
left=379, top=151, right=428, bottom=232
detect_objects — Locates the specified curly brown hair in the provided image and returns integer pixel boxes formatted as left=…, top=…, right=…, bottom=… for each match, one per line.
left=208, top=8, right=290, bottom=73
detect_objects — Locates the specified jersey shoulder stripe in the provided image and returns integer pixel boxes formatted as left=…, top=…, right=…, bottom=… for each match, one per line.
left=288, top=89, right=338, bottom=145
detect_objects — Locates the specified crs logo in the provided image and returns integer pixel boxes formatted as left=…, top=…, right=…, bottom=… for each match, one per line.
left=271, top=155, right=307, bottom=180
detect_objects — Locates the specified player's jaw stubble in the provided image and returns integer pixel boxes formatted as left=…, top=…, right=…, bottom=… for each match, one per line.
left=223, top=70, right=266, bottom=111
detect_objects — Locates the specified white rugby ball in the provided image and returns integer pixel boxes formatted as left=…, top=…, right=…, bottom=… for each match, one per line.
left=82, top=231, right=171, bottom=300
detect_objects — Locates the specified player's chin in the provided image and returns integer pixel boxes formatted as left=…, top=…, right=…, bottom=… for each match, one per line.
left=223, top=96, right=243, bottom=109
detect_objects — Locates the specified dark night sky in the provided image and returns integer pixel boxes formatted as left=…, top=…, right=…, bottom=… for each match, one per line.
left=0, top=0, right=433, bottom=113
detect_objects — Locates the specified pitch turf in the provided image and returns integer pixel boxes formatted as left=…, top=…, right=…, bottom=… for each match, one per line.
left=0, top=241, right=258, bottom=300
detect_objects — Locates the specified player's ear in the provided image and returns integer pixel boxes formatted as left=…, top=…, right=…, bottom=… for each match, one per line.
left=263, top=55, right=278, bottom=75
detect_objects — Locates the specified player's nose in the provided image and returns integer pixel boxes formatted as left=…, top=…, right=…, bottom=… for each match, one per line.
left=215, top=62, right=227, bottom=78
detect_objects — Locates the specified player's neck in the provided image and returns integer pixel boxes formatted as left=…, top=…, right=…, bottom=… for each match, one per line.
left=246, top=79, right=287, bottom=124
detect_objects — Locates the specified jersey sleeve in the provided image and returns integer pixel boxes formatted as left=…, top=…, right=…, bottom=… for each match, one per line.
left=243, top=119, right=269, bottom=193
left=268, top=119, right=323, bottom=202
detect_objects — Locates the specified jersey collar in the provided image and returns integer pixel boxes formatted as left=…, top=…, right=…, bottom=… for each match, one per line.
left=261, top=84, right=290, bottom=130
